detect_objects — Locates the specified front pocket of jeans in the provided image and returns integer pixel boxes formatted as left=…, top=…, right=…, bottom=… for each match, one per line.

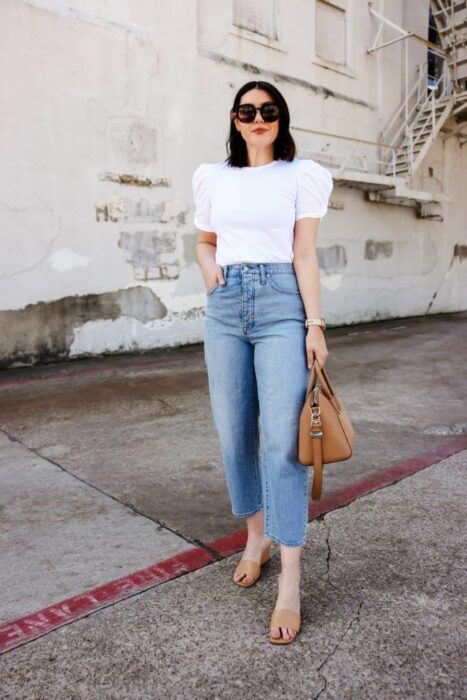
left=206, top=282, right=220, bottom=295
left=266, top=273, right=301, bottom=294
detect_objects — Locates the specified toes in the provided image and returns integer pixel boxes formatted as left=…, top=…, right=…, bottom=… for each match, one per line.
left=271, top=626, right=297, bottom=641
left=280, top=626, right=297, bottom=640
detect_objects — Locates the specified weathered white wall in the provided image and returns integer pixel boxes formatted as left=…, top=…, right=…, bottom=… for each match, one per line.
left=0, top=0, right=465, bottom=367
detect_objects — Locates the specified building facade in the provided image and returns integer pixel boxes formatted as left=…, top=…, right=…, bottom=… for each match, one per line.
left=0, top=0, right=466, bottom=367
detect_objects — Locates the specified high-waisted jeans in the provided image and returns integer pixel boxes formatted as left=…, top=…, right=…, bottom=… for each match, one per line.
left=203, top=262, right=311, bottom=547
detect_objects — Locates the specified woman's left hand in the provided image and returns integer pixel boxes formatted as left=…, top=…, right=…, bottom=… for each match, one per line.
left=306, top=326, right=328, bottom=369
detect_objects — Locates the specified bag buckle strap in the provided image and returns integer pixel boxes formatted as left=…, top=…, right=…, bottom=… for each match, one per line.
left=310, top=406, right=323, bottom=437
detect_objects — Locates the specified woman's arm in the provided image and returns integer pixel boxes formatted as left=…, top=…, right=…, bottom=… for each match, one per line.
left=195, top=231, right=225, bottom=289
left=292, top=217, right=328, bottom=369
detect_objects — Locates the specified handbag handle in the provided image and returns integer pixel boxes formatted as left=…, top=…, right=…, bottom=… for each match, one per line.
left=308, top=359, right=341, bottom=412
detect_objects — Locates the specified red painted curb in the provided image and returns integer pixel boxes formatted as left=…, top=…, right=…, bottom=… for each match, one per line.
left=0, top=547, right=214, bottom=654
left=207, top=436, right=467, bottom=556
left=308, top=435, right=467, bottom=518
left=1, top=437, right=466, bottom=654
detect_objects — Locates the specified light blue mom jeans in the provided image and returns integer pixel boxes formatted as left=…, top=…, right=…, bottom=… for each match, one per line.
left=203, top=262, right=311, bottom=547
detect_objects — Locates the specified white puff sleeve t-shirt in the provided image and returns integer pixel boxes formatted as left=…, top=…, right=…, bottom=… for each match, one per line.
left=191, top=158, right=333, bottom=266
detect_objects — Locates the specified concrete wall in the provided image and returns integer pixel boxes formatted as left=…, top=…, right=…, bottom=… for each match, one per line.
left=0, top=0, right=465, bottom=368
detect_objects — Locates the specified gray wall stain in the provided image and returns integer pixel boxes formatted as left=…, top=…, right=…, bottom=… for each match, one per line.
left=0, top=287, right=167, bottom=368
left=318, top=245, right=348, bottom=273
left=454, top=243, right=467, bottom=261
left=364, top=240, right=394, bottom=260
left=182, top=233, right=197, bottom=264
left=119, top=230, right=177, bottom=267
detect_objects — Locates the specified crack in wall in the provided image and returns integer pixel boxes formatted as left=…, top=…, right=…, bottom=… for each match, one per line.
left=426, top=237, right=467, bottom=313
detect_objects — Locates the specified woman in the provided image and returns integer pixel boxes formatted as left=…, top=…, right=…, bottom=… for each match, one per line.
left=192, top=80, right=333, bottom=645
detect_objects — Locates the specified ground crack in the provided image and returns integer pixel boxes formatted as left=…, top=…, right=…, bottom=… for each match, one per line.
left=313, top=516, right=364, bottom=699
left=320, top=514, right=341, bottom=593
left=313, top=600, right=364, bottom=700
left=0, top=427, right=222, bottom=561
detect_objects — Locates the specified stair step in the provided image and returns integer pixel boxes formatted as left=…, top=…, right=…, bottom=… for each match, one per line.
left=447, top=55, right=467, bottom=68
left=395, top=152, right=423, bottom=163
left=396, top=145, right=423, bottom=154
left=418, top=107, right=447, bottom=116
left=385, top=162, right=409, bottom=170
left=445, top=37, right=467, bottom=50
left=432, top=0, right=466, bottom=18
left=439, top=16, right=467, bottom=33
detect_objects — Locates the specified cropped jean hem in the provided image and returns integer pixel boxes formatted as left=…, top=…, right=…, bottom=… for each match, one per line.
left=264, top=527, right=308, bottom=548
left=232, top=505, right=264, bottom=519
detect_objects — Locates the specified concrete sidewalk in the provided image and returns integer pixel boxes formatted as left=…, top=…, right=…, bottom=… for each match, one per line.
left=1, top=312, right=466, bottom=626
left=0, top=312, right=466, bottom=697
left=1, top=449, right=465, bottom=699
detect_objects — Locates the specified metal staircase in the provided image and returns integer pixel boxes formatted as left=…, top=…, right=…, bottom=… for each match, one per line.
left=299, top=3, right=466, bottom=216
left=381, top=0, right=467, bottom=178
left=381, top=64, right=456, bottom=177
left=431, top=0, right=467, bottom=93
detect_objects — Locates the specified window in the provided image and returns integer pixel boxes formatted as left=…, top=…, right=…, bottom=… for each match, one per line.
left=233, top=0, right=278, bottom=41
left=315, top=0, right=348, bottom=67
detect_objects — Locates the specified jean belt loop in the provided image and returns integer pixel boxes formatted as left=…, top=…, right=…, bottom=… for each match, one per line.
left=259, top=263, right=266, bottom=285
left=223, top=265, right=228, bottom=280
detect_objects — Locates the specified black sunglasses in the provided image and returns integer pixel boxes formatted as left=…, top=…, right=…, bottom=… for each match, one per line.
left=232, top=102, right=280, bottom=123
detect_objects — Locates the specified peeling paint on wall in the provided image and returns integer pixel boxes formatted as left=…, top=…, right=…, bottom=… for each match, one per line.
left=321, top=274, right=343, bottom=291
left=118, top=230, right=179, bottom=280
left=95, top=198, right=126, bottom=222
left=95, top=197, right=188, bottom=224
left=98, top=172, right=169, bottom=187
left=47, top=248, right=91, bottom=272
left=0, top=287, right=167, bottom=368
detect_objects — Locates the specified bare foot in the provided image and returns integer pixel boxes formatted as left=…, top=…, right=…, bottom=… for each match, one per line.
left=269, top=571, right=300, bottom=641
left=233, top=536, right=273, bottom=585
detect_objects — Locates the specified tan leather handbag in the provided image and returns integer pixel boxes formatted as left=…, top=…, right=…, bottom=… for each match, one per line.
left=298, top=359, right=355, bottom=500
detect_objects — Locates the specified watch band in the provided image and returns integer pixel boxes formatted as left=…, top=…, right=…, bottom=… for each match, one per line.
left=305, top=317, right=326, bottom=331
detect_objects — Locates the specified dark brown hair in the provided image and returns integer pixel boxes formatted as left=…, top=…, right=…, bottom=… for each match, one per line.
left=225, top=80, right=296, bottom=167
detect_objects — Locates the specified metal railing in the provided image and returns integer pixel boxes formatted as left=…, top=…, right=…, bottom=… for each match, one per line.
left=292, top=127, right=405, bottom=181
left=380, top=57, right=453, bottom=175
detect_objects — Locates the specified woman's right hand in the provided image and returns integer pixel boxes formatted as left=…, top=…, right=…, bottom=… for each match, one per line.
left=202, top=262, right=225, bottom=293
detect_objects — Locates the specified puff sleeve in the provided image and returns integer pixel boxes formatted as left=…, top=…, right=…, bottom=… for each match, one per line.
left=192, top=163, right=213, bottom=231
left=295, top=159, right=333, bottom=220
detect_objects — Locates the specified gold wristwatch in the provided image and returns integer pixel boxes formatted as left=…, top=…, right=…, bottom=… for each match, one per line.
left=305, top=317, right=326, bottom=331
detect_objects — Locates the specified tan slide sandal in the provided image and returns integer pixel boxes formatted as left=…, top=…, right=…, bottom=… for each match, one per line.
left=233, top=542, right=272, bottom=588
left=268, top=608, right=301, bottom=644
